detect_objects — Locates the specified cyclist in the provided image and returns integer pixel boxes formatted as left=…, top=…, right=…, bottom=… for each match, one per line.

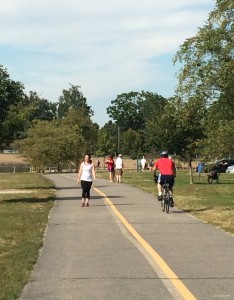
left=153, top=151, right=176, bottom=207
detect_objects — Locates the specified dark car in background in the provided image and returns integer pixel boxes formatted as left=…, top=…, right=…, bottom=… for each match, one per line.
left=215, top=159, right=234, bottom=173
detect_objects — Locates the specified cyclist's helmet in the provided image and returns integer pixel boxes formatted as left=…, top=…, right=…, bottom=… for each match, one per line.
left=160, top=151, right=168, bottom=158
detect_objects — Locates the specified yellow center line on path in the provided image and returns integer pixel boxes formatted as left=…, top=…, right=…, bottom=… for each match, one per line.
left=93, top=186, right=197, bottom=300
left=60, top=174, right=196, bottom=300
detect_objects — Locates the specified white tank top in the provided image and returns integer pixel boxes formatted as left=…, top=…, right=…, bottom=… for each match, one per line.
left=81, top=162, right=93, bottom=182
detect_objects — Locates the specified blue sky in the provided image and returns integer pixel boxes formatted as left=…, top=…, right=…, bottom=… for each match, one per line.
left=0, top=0, right=215, bottom=126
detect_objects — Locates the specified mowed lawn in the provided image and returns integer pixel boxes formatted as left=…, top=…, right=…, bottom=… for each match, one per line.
left=0, top=173, right=55, bottom=300
left=97, top=169, right=234, bottom=234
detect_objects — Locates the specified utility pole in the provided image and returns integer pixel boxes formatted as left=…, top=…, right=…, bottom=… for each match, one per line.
left=117, top=127, right=120, bottom=153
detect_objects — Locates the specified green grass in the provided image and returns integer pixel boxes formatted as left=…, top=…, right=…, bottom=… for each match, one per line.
left=97, top=169, right=234, bottom=234
left=0, top=173, right=55, bottom=300
left=1, top=171, right=233, bottom=299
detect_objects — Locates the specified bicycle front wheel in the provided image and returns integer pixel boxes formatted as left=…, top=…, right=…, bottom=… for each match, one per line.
left=165, top=194, right=170, bottom=213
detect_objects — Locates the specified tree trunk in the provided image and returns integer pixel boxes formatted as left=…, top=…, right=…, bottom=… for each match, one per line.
left=189, top=159, right=194, bottom=184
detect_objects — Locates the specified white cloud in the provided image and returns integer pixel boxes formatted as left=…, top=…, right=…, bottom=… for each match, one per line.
left=0, top=0, right=215, bottom=125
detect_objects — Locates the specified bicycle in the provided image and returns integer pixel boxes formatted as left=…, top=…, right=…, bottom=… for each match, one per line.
left=161, top=180, right=170, bottom=213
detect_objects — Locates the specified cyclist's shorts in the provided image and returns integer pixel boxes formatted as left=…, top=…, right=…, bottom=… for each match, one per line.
left=158, top=174, right=174, bottom=188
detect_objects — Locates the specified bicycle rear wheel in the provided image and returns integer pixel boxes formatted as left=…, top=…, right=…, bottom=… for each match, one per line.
left=165, top=196, right=170, bottom=213
left=162, top=198, right=166, bottom=212
left=162, top=190, right=166, bottom=211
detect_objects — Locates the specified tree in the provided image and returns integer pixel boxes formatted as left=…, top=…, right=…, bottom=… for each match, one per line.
left=0, top=65, right=24, bottom=146
left=62, top=108, right=99, bottom=157
left=174, top=0, right=234, bottom=111
left=57, top=84, right=93, bottom=118
left=18, top=120, right=84, bottom=172
left=207, top=120, right=234, bottom=159
left=142, top=93, right=168, bottom=155
left=121, top=129, right=143, bottom=158
left=175, top=98, right=206, bottom=183
left=18, top=105, right=99, bottom=172
left=96, top=121, right=117, bottom=157
left=173, top=0, right=234, bottom=180
left=106, top=91, right=146, bottom=131
left=23, top=91, right=57, bottom=121
left=106, top=91, right=167, bottom=156
left=144, top=96, right=206, bottom=183
left=3, top=92, right=57, bottom=143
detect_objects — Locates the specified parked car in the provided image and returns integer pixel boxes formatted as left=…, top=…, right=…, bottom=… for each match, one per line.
left=225, top=165, right=234, bottom=174
left=215, top=159, right=234, bottom=173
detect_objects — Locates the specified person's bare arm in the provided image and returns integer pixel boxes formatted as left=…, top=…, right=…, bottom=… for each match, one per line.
left=92, top=164, right=96, bottom=181
left=77, top=163, right=83, bottom=184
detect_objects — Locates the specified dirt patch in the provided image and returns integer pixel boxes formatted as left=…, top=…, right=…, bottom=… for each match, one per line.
left=0, top=154, right=28, bottom=165
left=94, top=157, right=137, bottom=169
left=0, top=154, right=138, bottom=169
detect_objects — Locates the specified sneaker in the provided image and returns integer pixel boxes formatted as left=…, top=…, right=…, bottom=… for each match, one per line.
left=158, top=195, right=163, bottom=201
left=169, top=196, right=174, bottom=207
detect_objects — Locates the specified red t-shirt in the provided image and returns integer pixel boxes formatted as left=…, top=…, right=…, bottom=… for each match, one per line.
left=105, top=157, right=114, bottom=171
left=154, top=158, right=175, bottom=175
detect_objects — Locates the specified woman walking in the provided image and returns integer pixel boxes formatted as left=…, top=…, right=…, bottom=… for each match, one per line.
left=77, top=154, right=95, bottom=207
left=105, top=154, right=115, bottom=182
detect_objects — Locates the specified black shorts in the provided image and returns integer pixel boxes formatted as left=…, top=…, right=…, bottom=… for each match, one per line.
left=81, top=180, right=92, bottom=199
left=158, top=174, right=174, bottom=189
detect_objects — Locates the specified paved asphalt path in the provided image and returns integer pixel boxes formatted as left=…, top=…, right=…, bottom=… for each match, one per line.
left=20, top=174, right=234, bottom=300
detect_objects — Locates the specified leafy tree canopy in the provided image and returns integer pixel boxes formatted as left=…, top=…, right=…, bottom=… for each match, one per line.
left=174, top=0, right=234, bottom=110
left=107, top=91, right=167, bottom=131
left=202, top=119, right=234, bottom=159
left=121, top=128, right=144, bottom=158
left=57, top=84, right=93, bottom=118
left=107, top=91, right=144, bottom=131
left=97, top=121, right=118, bottom=156
left=173, top=0, right=234, bottom=179
left=0, top=65, right=24, bottom=145
left=62, top=108, right=99, bottom=155
left=18, top=119, right=85, bottom=171
left=2, top=91, right=57, bottom=144
left=0, top=65, right=25, bottom=123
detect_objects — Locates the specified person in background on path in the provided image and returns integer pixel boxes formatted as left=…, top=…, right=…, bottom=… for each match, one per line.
left=96, top=159, right=100, bottom=170
left=115, top=154, right=124, bottom=183
left=77, top=154, right=95, bottom=207
left=140, top=156, right=146, bottom=171
left=105, top=154, right=115, bottom=182
left=153, top=151, right=176, bottom=207
left=149, top=158, right=154, bottom=170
